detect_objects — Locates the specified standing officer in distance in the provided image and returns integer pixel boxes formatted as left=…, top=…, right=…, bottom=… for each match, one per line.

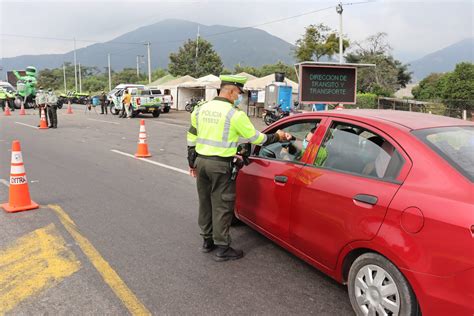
left=187, top=75, right=292, bottom=262
left=46, top=88, right=58, bottom=128
left=100, top=91, right=108, bottom=114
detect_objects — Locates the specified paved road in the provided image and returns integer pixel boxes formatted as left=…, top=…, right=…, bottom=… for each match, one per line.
left=0, top=106, right=353, bottom=315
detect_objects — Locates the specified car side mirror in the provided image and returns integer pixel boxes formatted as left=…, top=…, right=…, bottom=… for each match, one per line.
left=237, top=143, right=251, bottom=165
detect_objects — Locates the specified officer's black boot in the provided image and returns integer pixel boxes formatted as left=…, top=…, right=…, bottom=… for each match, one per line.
left=201, top=238, right=216, bottom=253
left=214, top=246, right=243, bottom=262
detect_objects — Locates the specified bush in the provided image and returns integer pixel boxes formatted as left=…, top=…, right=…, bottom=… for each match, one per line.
left=356, top=93, right=377, bottom=108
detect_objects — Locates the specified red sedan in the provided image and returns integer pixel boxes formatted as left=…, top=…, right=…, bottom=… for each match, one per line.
left=235, top=110, right=473, bottom=316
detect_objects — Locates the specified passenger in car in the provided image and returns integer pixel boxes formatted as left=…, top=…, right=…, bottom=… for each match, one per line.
left=362, top=138, right=395, bottom=178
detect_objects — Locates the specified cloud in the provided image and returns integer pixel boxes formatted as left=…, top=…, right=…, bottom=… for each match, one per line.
left=1, top=0, right=472, bottom=62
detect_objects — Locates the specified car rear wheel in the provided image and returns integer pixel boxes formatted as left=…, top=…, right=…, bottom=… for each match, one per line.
left=348, top=253, right=419, bottom=316
left=152, top=110, right=161, bottom=117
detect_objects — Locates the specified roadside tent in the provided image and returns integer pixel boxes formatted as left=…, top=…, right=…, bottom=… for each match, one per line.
left=176, top=74, right=220, bottom=110
left=159, top=75, right=196, bottom=110
left=236, top=72, right=257, bottom=81
left=244, top=74, right=299, bottom=116
left=146, top=74, right=176, bottom=87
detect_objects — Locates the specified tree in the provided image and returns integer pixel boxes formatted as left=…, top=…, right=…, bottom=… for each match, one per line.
left=169, top=39, right=223, bottom=77
left=345, top=32, right=412, bottom=96
left=411, top=73, right=447, bottom=100
left=443, top=62, right=474, bottom=101
left=293, top=23, right=349, bottom=62
left=233, top=61, right=298, bottom=82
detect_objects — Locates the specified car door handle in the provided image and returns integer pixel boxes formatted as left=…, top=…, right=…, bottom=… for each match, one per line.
left=353, top=194, right=378, bottom=205
left=274, top=175, right=288, bottom=184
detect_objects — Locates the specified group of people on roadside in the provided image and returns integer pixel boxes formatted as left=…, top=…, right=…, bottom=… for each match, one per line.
left=36, top=87, right=58, bottom=128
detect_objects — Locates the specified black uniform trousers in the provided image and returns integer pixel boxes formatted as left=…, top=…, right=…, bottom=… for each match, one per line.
left=101, top=101, right=108, bottom=114
left=47, top=105, right=58, bottom=128
left=195, top=156, right=236, bottom=246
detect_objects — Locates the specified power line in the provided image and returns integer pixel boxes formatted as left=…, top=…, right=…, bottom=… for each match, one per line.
left=0, top=33, right=143, bottom=46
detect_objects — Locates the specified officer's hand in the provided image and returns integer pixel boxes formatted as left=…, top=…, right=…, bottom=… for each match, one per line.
left=189, top=168, right=197, bottom=178
left=276, top=130, right=286, bottom=142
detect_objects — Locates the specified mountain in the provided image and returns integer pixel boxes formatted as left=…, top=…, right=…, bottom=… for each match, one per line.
left=409, top=37, right=474, bottom=81
left=1, top=19, right=295, bottom=74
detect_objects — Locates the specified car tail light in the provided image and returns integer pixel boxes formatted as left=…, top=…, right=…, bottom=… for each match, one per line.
left=137, top=98, right=141, bottom=105
left=471, top=225, right=474, bottom=237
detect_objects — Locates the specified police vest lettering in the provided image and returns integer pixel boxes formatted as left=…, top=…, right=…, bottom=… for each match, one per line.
left=201, top=110, right=223, bottom=124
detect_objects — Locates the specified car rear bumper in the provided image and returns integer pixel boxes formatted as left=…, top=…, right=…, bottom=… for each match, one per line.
left=403, top=267, right=474, bottom=315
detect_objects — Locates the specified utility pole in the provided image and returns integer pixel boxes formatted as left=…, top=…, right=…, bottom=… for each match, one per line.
left=195, top=25, right=200, bottom=73
left=73, top=37, right=78, bottom=91
left=63, top=63, right=67, bottom=92
left=108, top=53, right=112, bottom=91
left=136, top=55, right=144, bottom=77
left=136, top=55, right=140, bottom=77
left=336, top=3, right=344, bottom=64
left=78, top=63, right=82, bottom=93
left=145, top=42, right=151, bottom=84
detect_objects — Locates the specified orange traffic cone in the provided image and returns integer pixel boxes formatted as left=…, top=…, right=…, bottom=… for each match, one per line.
left=39, top=108, right=48, bottom=129
left=19, top=102, right=26, bottom=115
left=1, top=140, right=39, bottom=213
left=66, top=101, right=73, bottom=114
left=135, top=119, right=151, bottom=158
left=4, top=102, right=11, bottom=116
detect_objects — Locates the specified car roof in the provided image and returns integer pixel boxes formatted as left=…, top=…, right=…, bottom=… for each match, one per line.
left=303, top=109, right=473, bottom=130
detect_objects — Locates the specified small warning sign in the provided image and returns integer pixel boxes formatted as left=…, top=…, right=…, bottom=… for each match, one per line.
left=10, top=175, right=27, bottom=185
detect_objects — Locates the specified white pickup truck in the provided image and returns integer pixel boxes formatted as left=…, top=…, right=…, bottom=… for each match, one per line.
left=108, top=85, right=173, bottom=117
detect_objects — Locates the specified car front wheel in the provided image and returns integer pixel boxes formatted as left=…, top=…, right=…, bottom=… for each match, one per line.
left=348, top=253, right=419, bottom=316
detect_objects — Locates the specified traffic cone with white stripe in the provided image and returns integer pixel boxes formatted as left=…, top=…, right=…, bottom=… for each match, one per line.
left=4, top=102, right=11, bottom=116
left=19, top=102, right=26, bottom=115
left=1, top=140, right=39, bottom=213
left=66, top=101, right=73, bottom=114
left=135, top=119, right=151, bottom=158
left=39, top=107, right=48, bottom=129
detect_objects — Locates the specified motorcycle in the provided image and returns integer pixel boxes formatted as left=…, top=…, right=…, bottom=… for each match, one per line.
left=262, top=106, right=290, bottom=126
left=185, top=97, right=201, bottom=113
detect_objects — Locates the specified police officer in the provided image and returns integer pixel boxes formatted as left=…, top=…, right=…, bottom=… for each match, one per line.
left=46, top=88, right=58, bottom=128
left=187, top=75, right=291, bottom=262
left=100, top=91, right=108, bottom=114
left=36, top=87, right=48, bottom=127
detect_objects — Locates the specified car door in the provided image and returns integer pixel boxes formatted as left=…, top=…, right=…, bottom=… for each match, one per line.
left=235, top=118, right=324, bottom=241
left=289, top=118, right=411, bottom=270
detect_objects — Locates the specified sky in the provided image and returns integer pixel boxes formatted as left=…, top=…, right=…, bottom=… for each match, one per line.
left=0, top=0, right=473, bottom=62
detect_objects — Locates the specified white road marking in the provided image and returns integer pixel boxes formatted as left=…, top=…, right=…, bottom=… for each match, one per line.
left=87, top=119, right=120, bottom=125
left=15, top=122, right=38, bottom=129
left=111, top=149, right=189, bottom=175
left=0, top=179, right=9, bottom=187
left=151, top=120, right=187, bottom=128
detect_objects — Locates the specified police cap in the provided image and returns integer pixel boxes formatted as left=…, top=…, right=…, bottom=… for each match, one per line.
left=220, top=75, right=247, bottom=93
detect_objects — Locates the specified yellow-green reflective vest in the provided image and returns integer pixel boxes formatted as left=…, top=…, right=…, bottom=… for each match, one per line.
left=187, top=98, right=267, bottom=157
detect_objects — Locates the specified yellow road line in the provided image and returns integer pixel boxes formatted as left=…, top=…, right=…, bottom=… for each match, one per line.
left=0, top=224, right=81, bottom=314
left=48, top=204, right=151, bottom=316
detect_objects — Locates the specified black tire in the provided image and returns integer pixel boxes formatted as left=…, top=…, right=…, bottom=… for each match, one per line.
left=110, top=106, right=119, bottom=115
left=131, top=110, right=138, bottom=118
left=152, top=110, right=161, bottom=118
left=263, top=114, right=273, bottom=126
left=348, top=253, right=419, bottom=316
left=163, top=106, right=170, bottom=113
left=185, top=103, right=193, bottom=112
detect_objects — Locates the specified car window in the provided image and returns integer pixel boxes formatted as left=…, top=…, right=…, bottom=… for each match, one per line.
left=413, top=126, right=474, bottom=182
left=255, top=120, right=321, bottom=163
left=313, top=121, right=405, bottom=181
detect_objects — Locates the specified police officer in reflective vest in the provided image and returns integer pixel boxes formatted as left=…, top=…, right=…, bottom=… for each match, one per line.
left=187, top=75, right=291, bottom=261
left=46, top=88, right=58, bottom=128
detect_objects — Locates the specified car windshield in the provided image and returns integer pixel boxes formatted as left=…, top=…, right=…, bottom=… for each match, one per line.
left=413, top=126, right=474, bottom=182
